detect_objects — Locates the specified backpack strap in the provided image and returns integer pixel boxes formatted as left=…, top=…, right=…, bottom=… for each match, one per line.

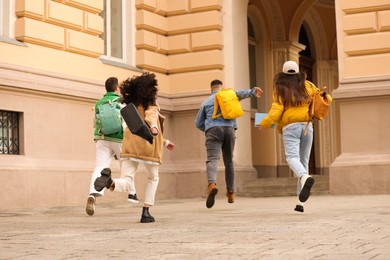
left=212, top=93, right=222, bottom=119
left=304, top=83, right=316, bottom=136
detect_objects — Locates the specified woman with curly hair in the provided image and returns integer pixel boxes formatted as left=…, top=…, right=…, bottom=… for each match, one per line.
left=94, top=72, right=175, bottom=223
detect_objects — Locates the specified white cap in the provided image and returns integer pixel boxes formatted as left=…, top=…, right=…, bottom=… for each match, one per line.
left=282, top=61, right=299, bottom=74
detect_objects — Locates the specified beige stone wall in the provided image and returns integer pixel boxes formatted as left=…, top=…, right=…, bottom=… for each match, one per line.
left=135, top=0, right=224, bottom=93
left=331, top=0, right=390, bottom=195
left=338, top=1, right=390, bottom=78
left=15, top=0, right=104, bottom=57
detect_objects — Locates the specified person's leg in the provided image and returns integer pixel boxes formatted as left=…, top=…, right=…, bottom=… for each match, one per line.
left=141, top=164, right=159, bottom=223
left=300, top=123, right=313, bottom=175
left=222, top=127, right=236, bottom=203
left=283, top=124, right=307, bottom=186
left=205, top=127, right=223, bottom=185
left=110, top=142, right=137, bottom=203
left=205, top=127, right=223, bottom=208
left=89, top=140, right=114, bottom=196
left=298, top=123, right=315, bottom=203
left=113, top=159, right=138, bottom=193
left=284, top=123, right=315, bottom=206
left=143, top=164, right=159, bottom=206
left=86, top=140, right=113, bottom=216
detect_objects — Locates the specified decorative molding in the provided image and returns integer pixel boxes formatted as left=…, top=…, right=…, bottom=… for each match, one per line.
left=305, top=8, right=329, bottom=60
left=0, top=62, right=103, bottom=101
left=99, top=57, right=144, bottom=72
left=158, top=90, right=210, bottom=112
left=316, top=0, right=335, bottom=9
left=0, top=62, right=212, bottom=111
left=333, top=76, right=390, bottom=99
left=267, top=1, right=285, bottom=41
left=331, top=152, right=390, bottom=167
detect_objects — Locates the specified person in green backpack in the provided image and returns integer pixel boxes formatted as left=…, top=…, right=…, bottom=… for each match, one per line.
left=85, top=77, right=138, bottom=216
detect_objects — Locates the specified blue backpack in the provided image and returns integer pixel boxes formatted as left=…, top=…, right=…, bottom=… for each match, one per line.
left=96, top=97, right=122, bottom=135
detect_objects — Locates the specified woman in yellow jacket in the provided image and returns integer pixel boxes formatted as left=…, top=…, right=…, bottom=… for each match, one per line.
left=259, top=61, right=331, bottom=213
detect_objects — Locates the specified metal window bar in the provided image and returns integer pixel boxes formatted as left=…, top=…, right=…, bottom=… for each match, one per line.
left=0, top=110, right=19, bottom=155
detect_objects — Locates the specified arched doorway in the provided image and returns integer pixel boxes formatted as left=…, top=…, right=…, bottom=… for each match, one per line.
left=298, top=24, right=317, bottom=175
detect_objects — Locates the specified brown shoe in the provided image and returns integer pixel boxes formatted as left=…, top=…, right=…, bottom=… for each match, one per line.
left=85, top=195, right=95, bottom=216
left=226, top=189, right=235, bottom=203
left=206, top=183, right=218, bottom=208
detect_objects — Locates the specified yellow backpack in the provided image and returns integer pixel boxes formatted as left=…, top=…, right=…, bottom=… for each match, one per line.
left=212, top=88, right=244, bottom=120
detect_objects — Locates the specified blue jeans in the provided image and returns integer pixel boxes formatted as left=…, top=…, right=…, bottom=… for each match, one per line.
left=282, top=123, right=313, bottom=195
left=205, top=126, right=236, bottom=190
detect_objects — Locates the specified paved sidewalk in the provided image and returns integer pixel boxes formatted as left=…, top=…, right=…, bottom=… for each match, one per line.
left=0, top=194, right=389, bottom=259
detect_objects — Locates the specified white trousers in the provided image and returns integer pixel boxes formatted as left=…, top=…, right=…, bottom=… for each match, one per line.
left=88, top=140, right=136, bottom=196
left=114, top=159, right=159, bottom=206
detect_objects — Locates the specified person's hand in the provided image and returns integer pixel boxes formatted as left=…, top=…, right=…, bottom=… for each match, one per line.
left=167, top=142, right=175, bottom=150
left=254, top=87, right=263, bottom=97
left=150, top=127, right=159, bottom=135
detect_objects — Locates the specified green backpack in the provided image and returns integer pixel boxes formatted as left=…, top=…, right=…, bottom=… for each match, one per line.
left=96, top=97, right=122, bottom=135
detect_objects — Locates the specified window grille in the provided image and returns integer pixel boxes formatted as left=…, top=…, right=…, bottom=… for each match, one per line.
left=0, top=110, right=19, bottom=155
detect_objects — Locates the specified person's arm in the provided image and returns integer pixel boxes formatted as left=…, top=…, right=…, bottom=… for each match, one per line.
left=145, top=105, right=160, bottom=135
left=194, top=105, right=206, bottom=132
left=162, top=139, right=176, bottom=150
left=259, top=95, right=284, bottom=129
left=235, top=87, right=263, bottom=100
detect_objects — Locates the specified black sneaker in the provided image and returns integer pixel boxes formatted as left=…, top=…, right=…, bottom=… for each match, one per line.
left=128, top=194, right=139, bottom=204
left=299, top=175, right=315, bottom=202
left=294, top=205, right=304, bottom=213
left=94, top=168, right=113, bottom=192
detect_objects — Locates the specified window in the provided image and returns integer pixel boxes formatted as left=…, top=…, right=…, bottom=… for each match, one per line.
left=101, top=0, right=137, bottom=69
left=0, top=0, right=25, bottom=45
left=0, top=0, right=3, bottom=36
left=0, top=110, right=20, bottom=155
left=103, top=0, right=124, bottom=60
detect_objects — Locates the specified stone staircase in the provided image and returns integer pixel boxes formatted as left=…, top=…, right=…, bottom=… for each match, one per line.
left=237, top=175, right=329, bottom=197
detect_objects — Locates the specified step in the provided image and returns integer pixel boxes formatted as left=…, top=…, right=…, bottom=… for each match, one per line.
left=237, top=175, right=329, bottom=198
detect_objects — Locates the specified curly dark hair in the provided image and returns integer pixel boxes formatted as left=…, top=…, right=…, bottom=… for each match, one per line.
left=120, top=72, right=158, bottom=110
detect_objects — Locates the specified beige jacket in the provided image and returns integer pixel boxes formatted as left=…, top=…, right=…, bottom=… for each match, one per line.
left=121, top=104, right=167, bottom=164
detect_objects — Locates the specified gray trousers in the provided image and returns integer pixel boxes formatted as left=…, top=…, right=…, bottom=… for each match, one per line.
left=205, top=126, right=236, bottom=190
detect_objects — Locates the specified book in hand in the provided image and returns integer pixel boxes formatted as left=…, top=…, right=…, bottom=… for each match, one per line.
left=254, top=113, right=275, bottom=128
left=120, top=103, right=154, bottom=144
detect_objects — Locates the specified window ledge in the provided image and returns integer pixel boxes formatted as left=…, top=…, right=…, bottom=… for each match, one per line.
left=0, top=36, right=27, bottom=47
left=99, top=57, right=143, bottom=72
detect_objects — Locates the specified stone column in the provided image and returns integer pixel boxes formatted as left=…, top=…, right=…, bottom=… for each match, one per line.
left=315, top=59, right=338, bottom=172
left=222, top=0, right=257, bottom=185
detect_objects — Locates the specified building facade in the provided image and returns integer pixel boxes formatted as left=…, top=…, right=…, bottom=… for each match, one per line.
left=0, top=0, right=389, bottom=210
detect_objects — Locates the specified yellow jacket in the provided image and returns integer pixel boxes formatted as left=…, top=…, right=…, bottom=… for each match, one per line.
left=260, top=81, right=332, bottom=133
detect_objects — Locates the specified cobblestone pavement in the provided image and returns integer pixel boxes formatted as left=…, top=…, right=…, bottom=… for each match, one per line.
left=0, top=195, right=389, bottom=259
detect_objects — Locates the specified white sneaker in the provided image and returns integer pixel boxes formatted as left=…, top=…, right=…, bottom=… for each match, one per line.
left=86, top=195, right=95, bottom=216
left=299, top=175, right=315, bottom=202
